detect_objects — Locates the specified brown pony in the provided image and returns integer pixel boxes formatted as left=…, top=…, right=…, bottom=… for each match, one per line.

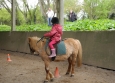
left=28, top=36, right=82, bottom=83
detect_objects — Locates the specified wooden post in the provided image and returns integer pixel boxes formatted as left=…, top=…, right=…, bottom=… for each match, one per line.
left=59, top=0, right=64, bottom=27
left=56, top=0, right=64, bottom=28
left=56, top=0, right=60, bottom=18
left=11, top=0, right=16, bottom=31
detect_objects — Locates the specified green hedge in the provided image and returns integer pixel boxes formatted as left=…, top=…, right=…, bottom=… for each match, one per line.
left=0, top=19, right=115, bottom=31
left=0, top=25, right=11, bottom=31
left=64, top=19, right=115, bottom=31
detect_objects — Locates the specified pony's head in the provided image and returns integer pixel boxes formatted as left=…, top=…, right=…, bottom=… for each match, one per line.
left=28, top=37, right=39, bottom=54
left=28, top=36, right=47, bottom=54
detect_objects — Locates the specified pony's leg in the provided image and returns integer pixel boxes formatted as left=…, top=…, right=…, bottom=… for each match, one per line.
left=49, top=71, right=54, bottom=81
left=45, top=66, right=50, bottom=82
left=66, top=57, right=72, bottom=75
left=44, top=61, right=54, bottom=82
left=70, top=56, right=77, bottom=77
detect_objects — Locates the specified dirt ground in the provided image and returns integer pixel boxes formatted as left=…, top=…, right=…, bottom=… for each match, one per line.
left=0, top=50, right=115, bottom=83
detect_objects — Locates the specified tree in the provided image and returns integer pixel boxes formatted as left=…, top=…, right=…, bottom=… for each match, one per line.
left=16, top=0, right=39, bottom=24
left=84, top=0, right=115, bottom=19
left=0, top=8, right=11, bottom=25
left=0, top=0, right=11, bottom=14
left=0, top=0, right=79, bottom=25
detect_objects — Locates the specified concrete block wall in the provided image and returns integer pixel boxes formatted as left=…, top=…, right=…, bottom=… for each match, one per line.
left=0, top=31, right=115, bottom=70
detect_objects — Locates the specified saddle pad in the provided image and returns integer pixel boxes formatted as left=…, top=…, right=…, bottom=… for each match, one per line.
left=56, top=41, right=66, bottom=55
left=45, top=40, right=66, bottom=55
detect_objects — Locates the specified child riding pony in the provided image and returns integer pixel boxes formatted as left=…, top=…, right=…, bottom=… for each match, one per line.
left=44, top=17, right=63, bottom=58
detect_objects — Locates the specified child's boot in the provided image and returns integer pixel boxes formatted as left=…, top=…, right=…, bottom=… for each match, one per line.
left=49, top=49, right=56, bottom=58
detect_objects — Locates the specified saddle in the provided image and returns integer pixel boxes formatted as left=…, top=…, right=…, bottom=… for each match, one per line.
left=45, top=39, right=66, bottom=56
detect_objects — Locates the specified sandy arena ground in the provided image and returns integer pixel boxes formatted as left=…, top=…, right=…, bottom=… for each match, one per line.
left=0, top=50, right=115, bottom=83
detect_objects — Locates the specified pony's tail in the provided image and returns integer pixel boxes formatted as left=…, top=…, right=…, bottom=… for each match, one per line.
left=77, top=40, right=82, bottom=67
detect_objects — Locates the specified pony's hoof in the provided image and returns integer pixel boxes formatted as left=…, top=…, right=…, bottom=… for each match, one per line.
left=65, top=72, right=69, bottom=75
left=70, top=74, right=74, bottom=77
left=50, top=78, right=54, bottom=82
left=44, top=80, right=48, bottom=83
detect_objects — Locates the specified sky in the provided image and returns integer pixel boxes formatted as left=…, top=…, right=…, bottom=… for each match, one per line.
left=78, top=0, right=84, bottom=4
left=26, top=0, right=84, bottom=7
left=5, top=0, right=84, bottom=8
left=16, top=0, right=38, bottom=8
left=27, top=0, right=38, bottom=7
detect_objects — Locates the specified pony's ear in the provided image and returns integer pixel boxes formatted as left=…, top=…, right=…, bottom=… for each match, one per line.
left=28, top=37, right=31, bottom=43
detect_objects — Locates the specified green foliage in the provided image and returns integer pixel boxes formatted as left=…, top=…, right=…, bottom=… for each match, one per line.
left=84, top=0, right=115, bottom=19
left=0, top=19, right=115, bottom=31
left=35, top=8, right=45, bottom=23
left=64, top=19, right=115, bottom=31
left=64, top=0, right=78, bottom=12
left=16, top=10, right=26, bottom=25
left=1, top=0, right=115, bottom=25
left=0, top=9, right=11, bottom=25
left=0, top=25, right=11, bottom=31
left=16, top=24, right=50, bottom=31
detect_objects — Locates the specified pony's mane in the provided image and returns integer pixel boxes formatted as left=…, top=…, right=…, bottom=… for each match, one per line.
left=32, top=36, right=40, bottom=40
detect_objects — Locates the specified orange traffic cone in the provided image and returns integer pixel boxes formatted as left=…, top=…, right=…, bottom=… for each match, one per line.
left=54, top=67, right=60, bottom=78
left=7, top=54, right=12, bottom=61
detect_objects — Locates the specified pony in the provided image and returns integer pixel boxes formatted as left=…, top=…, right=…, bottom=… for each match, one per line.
left=28, top=36, right=82, bottom=83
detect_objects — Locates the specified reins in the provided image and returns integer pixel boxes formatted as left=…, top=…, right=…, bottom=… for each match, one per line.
left=36, top=36, right=44, bottom=45
left=36, top=32, right=57, bottom=45
left=36, top=36, right=50, bottom=56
